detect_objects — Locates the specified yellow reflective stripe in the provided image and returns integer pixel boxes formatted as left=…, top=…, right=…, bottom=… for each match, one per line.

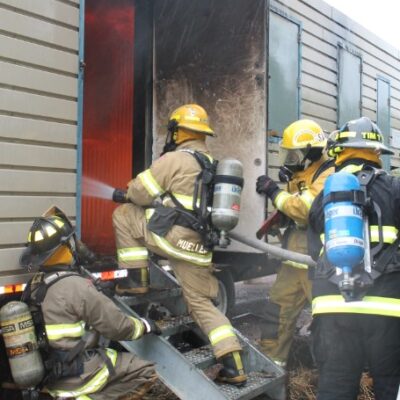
left=129, top=317, right=145, bottom=340
left=208, top=325, right=236, bottom=346
left=274, top=191, right=291, bottom=211
left=299, top=190, right=315, bottom=210
left=76, top=396, right=92, bottom=400
left=145, top=209, right=212, bottom=266
left=138, top=169, right=165, bottom=197
left=312, top=295, right=400, bottom=317
left=140, top=268, right=149, bottom=285
left=284, top=260, right=309, bottom=269
left=46, top=321, right=85, bottom=341
left=163, top=193, right=200, bottom=210
left=117, top=247, right=149, bottom=261
left=370, top=225, right=398, bottom=243
left=151, top=232, right=212, bottom=266
left=340, top=164, right=364, bottom=173
left=48, top=349, right=118, bottom=398
left=232, top=351, right=243, bottom=371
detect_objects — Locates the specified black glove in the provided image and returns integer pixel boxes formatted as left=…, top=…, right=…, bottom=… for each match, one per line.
left=278, top=166, right=293, bottom=183
left=112, top=189, right=128, bottom=203
left=141, top=318, right=162, bottom=335
left=256, top=175, right=280, bottom=198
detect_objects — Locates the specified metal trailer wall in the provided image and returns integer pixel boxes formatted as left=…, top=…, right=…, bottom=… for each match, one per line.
left=0, top=0, right=81, bottom=284
left=269, top=0, right=400, bottom=173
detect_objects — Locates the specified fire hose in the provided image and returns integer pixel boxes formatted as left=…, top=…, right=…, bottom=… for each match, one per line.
left=229, top=231, right=317, bottom=267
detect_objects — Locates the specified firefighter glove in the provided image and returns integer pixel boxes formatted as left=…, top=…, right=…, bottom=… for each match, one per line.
left=256, top=175, right=280, bottom=198
left=141, top=318, right=162, bottom=335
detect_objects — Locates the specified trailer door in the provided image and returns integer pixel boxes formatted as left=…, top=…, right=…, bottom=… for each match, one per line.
left=152, top=0, right=268, bottom=250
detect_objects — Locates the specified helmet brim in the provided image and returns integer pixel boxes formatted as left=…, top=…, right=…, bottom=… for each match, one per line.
left=20, top=246, right=57, bottom=268
left=339, top=141, right=394, bottom=155
left=177, top=123, right=215, bottom=136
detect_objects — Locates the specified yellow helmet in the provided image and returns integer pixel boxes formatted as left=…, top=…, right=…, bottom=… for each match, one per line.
left=279, top=119, right=326, bottom=169
left=169, top=104, right=214, bottom=136
left=281, top=119, right=326, bottom=149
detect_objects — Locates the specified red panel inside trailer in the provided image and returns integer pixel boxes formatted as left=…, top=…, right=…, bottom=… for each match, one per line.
left=82, top=0, right=135, bottom=254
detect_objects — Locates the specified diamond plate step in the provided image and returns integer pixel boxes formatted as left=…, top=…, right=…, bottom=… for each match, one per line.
left=183, top=345, right=215, bottom=368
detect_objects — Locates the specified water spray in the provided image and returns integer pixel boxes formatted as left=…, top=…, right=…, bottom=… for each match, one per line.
left=82, top=177, right=115, bottom=200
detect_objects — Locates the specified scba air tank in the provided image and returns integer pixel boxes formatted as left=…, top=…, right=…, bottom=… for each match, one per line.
left=0, top=301, right=45, bottom=387
left=211, top=158, right=244, bottom=235
left=323, top=171, right=364, bottom=274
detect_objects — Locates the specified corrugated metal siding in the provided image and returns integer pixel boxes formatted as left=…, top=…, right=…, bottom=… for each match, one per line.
left=0, top=0, right=80, bottom=276
left=269, top=0, right=400, bottom=167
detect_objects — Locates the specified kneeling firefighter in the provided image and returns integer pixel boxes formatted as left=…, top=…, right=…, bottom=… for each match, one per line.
left=2, top=207, right=158, bottom=400
left=308, top=117, right=400, bottom=399
left=112, top=104, right=247, bottom=385
left=255, top=119, right=334, bottom=367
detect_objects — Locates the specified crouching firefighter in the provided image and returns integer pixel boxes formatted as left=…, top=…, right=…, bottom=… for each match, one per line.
left=112, top=104, right=247, bottom=386
left=308, top=117, right=400, bottom=400
left=10, top=208, right=158, bottom=400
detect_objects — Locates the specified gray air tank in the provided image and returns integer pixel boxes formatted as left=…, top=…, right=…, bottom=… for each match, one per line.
left=0, top=301, right=45, bottom=387
left=211, top=158, right=244, bottom=246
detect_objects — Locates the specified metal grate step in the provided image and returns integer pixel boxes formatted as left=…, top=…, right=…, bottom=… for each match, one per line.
left=157, top=314, right=194, bottom=336
left=218, top=370, right=282, bottom=400
left=182, top=345, right=215, bottom=368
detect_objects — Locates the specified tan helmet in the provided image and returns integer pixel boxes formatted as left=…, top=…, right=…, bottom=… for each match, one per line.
left=279, top=119, right=326, bottom=169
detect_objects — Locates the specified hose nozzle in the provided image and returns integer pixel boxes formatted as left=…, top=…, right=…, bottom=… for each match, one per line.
left=112, top=188, right=128, bottom=203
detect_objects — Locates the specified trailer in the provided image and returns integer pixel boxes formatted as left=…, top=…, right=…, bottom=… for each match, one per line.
left=1, top=0, right=400, bottom=397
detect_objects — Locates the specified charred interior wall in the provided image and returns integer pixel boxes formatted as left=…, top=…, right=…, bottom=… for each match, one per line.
left=153, top=0, right=268, bottom=247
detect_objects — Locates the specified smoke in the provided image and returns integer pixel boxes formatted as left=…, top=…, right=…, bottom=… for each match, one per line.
left=82, top=177, right=114, bottom=200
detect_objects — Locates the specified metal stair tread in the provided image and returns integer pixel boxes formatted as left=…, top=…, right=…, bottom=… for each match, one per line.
left=116, top=286, right=182, bottom=306
left=182, top=344, right=214, bottom=367
left=157, top=314, right=194, bottom=336
left=218, top=370, right=281, bottom=400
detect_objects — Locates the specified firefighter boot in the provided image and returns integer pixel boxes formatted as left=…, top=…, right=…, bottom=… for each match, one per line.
left=217, top=351, right=247, bottom=386
left=116, top=268, right=149, bottom=295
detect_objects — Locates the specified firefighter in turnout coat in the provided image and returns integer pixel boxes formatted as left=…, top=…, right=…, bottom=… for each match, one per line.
left=20, top=209, right=157, bottom=400
left=256, top=119, right=334, bottom=367
left=112, top=104, right=246, bottom=385
left=308, top=117, right=400, bottom=399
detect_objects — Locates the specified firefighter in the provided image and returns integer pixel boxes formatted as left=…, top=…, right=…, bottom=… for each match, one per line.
left=308, top=117, right=400, bottom=399
left=255, top=119, right=334, bottom=367
left=20, top=210, right=158, bottom=400
left=112, top=104, right=246, bottom=386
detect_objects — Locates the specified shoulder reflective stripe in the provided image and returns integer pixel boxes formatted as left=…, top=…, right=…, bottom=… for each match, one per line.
left=48, top=349, right=118, bottom=398
left=284, top=260, right=309, bottom=269
left=138, top=170, right=165, bottom=197
left=299, top=190, right=315, bottom=210
left=320, top=234, right=325, bottom=244
left=312, top=295, right=400, bottom=317
left=117, top=247, right=149, bottom=262
left=129, top=317, right=145, bottom=340
left=340, top=164, right=364, bottom=173
left=370, top=226, right=398, bottom=244
left=150, top=231, right=212, bottom=266
left=274, top=191, right=291, bottom=211
left=208, top=325, right=236, bottom=346
left=46, top=321, right=85, bottom=341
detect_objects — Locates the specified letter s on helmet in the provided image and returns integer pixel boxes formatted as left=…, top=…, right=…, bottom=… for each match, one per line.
left=279, top=119, right=326, bottom=168
left=20, top=216, right=74, bottom=268
left=169, top=104, right=215, bottom=136
left=328, top=116, right=394, bottom=156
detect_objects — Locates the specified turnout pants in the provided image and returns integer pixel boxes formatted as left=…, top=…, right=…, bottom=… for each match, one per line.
left=113, top=204, right=241, bottom=359
left=259, top=264, right=312, bottom=364
left=47, top=351, right=155, bottom=400
left=312, top=314, right=400, bottom=400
